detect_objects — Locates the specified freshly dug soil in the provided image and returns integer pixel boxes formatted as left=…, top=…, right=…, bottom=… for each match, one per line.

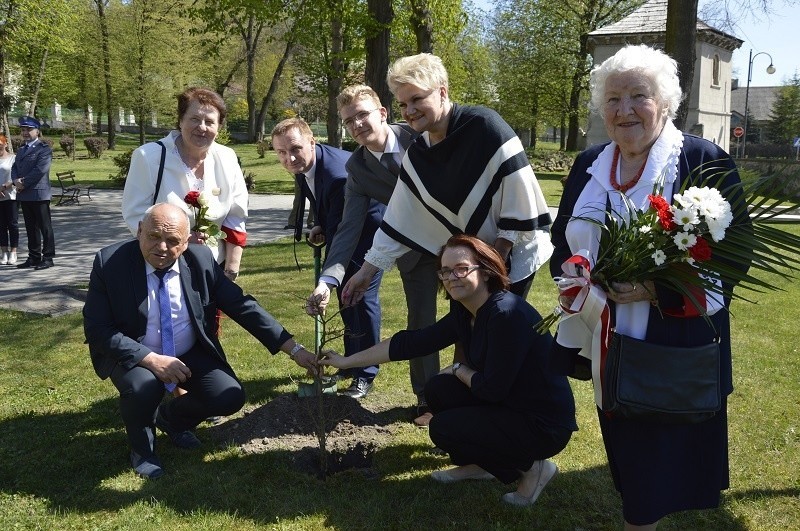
left=209, top=393, right=403, bottom=477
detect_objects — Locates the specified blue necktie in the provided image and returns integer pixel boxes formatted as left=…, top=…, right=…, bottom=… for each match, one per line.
left=17, top=144, right=28, bottom=157
left=154, top=269, right=176, bottom=392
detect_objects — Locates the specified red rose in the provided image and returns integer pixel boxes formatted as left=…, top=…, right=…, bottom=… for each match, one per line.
left=688, top=236, right=712, bottom=262
left=184, top=191, right=201, bottom=208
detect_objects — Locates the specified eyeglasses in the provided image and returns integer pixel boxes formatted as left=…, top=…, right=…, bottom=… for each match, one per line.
left=436, top=264, right=482, bottom=281
left=342, top=109, right=379, bottom=130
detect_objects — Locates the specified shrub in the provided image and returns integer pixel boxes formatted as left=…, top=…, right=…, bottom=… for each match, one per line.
left=243, top=171, right=256, bottom=191
left=84, top=137, right=109, bottom=158
left=109, top=148, right=134, bottom=184
left=11, top=136, right=54, bottom=152
left=59, top=135, right=74, bottom=157
left=215, top=127, right=231, bottom=145
left=256, top=139, right=269, bottom=158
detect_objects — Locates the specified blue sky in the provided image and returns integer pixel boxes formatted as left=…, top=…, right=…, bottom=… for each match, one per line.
left=473, top=0, right=798, bottom=88
left=714, top=1, right=798, bottom=87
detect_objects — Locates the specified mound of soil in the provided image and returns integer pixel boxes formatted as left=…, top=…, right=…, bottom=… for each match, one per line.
left=209, top=393, right=402, bottom=477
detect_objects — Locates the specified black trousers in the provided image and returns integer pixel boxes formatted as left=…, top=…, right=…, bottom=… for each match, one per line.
left=425, top=374, right=572, bottom=484
left=19, top=200, right=54, bottom=261
left=0, top=199, right=19, bottom=247
left=109, top=343, right=245, bottom=458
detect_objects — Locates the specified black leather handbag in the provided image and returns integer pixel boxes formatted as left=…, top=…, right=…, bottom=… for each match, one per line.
left=602, top=332, right=721, bottom=423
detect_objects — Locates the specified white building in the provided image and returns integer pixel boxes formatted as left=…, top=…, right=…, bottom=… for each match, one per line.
left=585, top=0, right=743, bottom=149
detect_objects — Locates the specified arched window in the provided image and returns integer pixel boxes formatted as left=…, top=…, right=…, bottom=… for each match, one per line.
left=712, top=54, right=720, bottom=86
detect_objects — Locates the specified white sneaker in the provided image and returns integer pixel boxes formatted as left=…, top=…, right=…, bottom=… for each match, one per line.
left=8, top=251, right=16, bottom=264
left=0, top=251, right=8, bottom=265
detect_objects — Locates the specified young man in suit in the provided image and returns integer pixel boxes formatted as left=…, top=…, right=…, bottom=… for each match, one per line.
left=83, top=203, right=318, bottom=479
left=305, top=85, right=440, bottom=424
left=12, top=115, right=55, bottom=270
left=272, top=117, right=384, bottom=399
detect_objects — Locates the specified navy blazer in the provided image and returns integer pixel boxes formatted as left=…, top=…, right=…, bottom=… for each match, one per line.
left=550, top=134, right=751, bottom=394
left=11, top=140, right=53, bottom=201
left=83, top=240, right=292, bottom=380
left=296, top=143, right=384, bottom=270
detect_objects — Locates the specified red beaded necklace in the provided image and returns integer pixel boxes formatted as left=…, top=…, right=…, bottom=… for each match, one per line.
left=609, top=145, right=646, bottom=193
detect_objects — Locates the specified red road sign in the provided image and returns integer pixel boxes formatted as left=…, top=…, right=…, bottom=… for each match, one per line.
left=733, top=127, right=744, bottom=138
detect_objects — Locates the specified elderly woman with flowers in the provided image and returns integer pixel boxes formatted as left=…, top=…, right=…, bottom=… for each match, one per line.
left=550, top=45, right=751, bottom=529
left=122, top=87, right=248, bottom=281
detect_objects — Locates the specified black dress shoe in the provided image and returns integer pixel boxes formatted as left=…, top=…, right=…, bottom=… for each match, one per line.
left=16, top=258, right=39, bottom=269
left=130, top=450, right=164, bottom=479
left=155, top=406, right=202, bottom=449
left=284, top=224, right=295, bottom=230
left=34, top=259, right=54, bottom=270
left=340, top=377, right=373, bottom=399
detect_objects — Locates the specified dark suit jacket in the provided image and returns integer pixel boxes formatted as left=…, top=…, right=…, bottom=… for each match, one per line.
left=296, top=143, right=383, bottom=273
left=321, top=125, right=416, bottom=283
left=11, top=140, right=53, bottom=201
left=83, top=240, right=292, bottom=380
left=550, top=134, right=751, bottom=395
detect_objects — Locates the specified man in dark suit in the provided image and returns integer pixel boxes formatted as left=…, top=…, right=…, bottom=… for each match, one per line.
left=272, top=117, right=383, bottom=399
left=305, top=86, right=440, bottom=423
left=83, top=203, right=317, bottom=479
left=12, top=115, right=55, bottom=270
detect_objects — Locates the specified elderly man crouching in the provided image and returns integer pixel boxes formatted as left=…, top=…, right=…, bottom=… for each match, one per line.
left=83, top=203, right=316, bottom=479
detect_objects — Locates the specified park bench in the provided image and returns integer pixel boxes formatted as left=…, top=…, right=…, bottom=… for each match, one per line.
left=55, top=170, right=93, bottom=205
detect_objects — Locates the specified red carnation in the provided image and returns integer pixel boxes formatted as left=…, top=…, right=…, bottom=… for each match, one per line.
left=688, top=236, right=712, bottom=262
left=184, top=191, right=201, bottom=208
left=649, top=195, right=677, bottom=231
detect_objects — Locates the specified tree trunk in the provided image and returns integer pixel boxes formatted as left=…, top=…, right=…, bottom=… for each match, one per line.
left=0, top=3, right=11, bottom=147
left=96, top=0, right=116, bottom=149
left=256, top=38, right=294, bottom=137
left=29, top=47, right=48, bottom=118
left=409, top=0, right=433, bottom=53
left=215, top=56, right=246, bottom=98
left=326, top=13, right=345, bottom=146
left=566, top=31, right=590, bottom=151
left=665, top=0, right=699, bottom=131
left=365, top=0, right=393, bottom=120
left=244, top=15, right=258, bottom=142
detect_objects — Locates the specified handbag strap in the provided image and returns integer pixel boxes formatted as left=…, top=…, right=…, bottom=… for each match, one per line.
left=152, top=140, right=166, bottom=206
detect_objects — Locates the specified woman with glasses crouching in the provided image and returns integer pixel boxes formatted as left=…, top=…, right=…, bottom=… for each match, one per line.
left=322, top=234, right=576, bottom=506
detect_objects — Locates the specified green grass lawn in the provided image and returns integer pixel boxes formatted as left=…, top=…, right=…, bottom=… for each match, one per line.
left=48, top=134, right=572, bottom=200
left=1, top=225, right=799, bottom=529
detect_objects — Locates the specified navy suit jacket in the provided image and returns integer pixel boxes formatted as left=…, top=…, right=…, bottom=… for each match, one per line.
left=11, top=140, right=53, bottom=201
left=296, top=143, right=384, bottom=271
left=83, top=240, right=292, bottom=380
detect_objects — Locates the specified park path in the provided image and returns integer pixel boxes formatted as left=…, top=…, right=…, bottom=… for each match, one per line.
left=0, top=190, right=296, bottom=316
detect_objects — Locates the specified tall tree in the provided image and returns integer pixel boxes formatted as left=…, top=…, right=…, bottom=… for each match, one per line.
left=766, top=74, right=800, bottom=144
left=364, top=0, right=393, bottom=117
left=409, top=0, right=433, bottom=53
left=93, top=0, right=117, bottom=148
left=190, top=0, right=296, bottom=142
left=665, top=0, right=698, bottom=131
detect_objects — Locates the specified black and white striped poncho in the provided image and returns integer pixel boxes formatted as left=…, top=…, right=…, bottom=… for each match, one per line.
left=364, top=103, right=553, bottom=282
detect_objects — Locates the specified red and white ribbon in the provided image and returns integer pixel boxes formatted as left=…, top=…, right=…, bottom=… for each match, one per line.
left=554, top=250, right=612, bottom=408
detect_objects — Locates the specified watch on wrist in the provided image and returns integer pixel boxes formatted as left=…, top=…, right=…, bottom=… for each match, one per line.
left=452, top=362, right=462, bottom=375
left=289, top=343, right=306, bottom=360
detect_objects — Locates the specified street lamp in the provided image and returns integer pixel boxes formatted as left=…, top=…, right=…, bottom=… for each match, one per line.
left=742, top=49, right=776, bottom=158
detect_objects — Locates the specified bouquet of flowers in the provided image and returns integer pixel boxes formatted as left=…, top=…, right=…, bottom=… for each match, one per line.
left=538, top=162, right=800, bottom=333
left=184, top=188, right=224, bottom=248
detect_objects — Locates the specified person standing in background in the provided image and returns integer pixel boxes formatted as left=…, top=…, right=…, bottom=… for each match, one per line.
left=13, top=116, right=54, bottom=270
left=0, top=134, right=18, bottom=265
